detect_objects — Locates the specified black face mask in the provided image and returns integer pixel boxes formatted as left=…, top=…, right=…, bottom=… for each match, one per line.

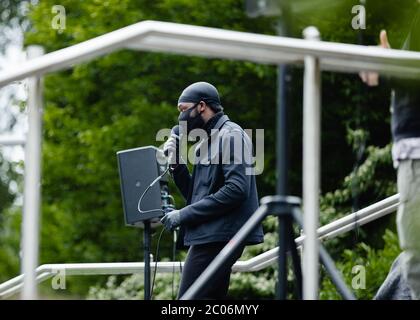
left=178, top=103, right=205, bottom=133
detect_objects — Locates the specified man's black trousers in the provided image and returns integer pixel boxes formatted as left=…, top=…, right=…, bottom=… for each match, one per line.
left=178, top=241, right=246, bottom=299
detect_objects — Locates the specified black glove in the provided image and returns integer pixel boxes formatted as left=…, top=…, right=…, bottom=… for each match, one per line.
left=160, top=209, right=181, bottom=231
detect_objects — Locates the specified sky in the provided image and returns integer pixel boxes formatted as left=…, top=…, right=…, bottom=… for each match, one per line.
left=0, top=25, right=27, bottom=165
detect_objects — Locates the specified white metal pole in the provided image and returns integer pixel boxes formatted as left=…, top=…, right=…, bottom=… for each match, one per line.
left=302, top=26, right=321, bottom=300
left=0, top=136, right=26, bottom=146
left=21, top=45, right=44, bottom=300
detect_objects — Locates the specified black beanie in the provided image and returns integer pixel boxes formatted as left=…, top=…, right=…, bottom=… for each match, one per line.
left=178, top=82, right=221, bottom=108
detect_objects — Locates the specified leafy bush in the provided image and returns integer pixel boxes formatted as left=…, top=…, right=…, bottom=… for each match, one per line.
left=88, top=230, right=401, bottom=300
left=320, top=229, right=401, bottom=300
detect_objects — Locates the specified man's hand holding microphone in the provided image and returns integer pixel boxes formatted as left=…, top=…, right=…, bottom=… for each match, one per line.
left=163, top=125, right=182, bottom=169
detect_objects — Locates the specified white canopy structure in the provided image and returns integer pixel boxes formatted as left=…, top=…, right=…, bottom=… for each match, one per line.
left=1, top=20, right=420, bottom=86
left=0, top=20, right=419, bottom=300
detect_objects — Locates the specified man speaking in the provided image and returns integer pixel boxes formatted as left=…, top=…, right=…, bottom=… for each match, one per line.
left=162, top=82, right=264, bottom=299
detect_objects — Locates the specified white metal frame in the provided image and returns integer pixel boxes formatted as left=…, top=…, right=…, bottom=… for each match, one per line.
left=1, top=21, right=419, bottom=86
left=302, top=26, right=322, bottom=300
left=0, top=136, right=26, bottom=146
left=0, top=20, right=418, bottom=300
left=21, top=45, right=44, bottom=300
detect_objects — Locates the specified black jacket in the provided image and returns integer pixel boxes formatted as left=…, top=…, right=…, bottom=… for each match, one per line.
left=172, top=114, right=264, bottom=246
left=389, top=9, right=420, bottom=142
left=390, top=79, right=420, bottom=142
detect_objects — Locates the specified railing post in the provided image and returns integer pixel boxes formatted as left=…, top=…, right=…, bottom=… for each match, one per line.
left=21, top=45, right=44, bottom=300
left=0, top=136, right=26, bottom=146
left=143, top=221, right=151, bottom=300
left=302, top=26, right=321, bottom=300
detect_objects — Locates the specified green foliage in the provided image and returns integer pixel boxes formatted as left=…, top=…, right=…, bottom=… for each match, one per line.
left=20, top=0, right=280, bottom=296
left=87, top=268, right=278, bottom=300
left=320, top=229, right=401, bottom=300
left=320, top=142, right=395, bottom=226
left=88, top=225, right=400, bottom=300
left=0, top=206, right=21, bottom=283
left=0, top=155, right=15, bottom=216
left=0, top=154, right=20, bottom=282
left=88, top=272, right=182, bottom=300
left=0, top=0, right=415, bottom=298
left=0, top=0, right=27, bottom=283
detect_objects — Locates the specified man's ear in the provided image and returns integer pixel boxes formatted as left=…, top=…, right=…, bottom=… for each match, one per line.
left=199, top=101, right=206, bottom=113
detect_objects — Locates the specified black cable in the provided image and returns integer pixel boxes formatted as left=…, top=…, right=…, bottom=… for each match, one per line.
left=144, top=166, right=178, bottom=299
left=137, top=166, right=170, bottom=215
left=137, top=163, right=180, bottom=299
left=351, top=0, right=367, bottom=245
left=150, top=227, right=165, bottom=300
left=172, top=230, right=176, bottom=300
left=177, top=243, right=182, bottom=298
left=178, top=259, right=182, bottom=294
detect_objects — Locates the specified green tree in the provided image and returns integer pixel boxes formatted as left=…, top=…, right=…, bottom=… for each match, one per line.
left=0, top=0, right=25, bottom=284
left=6, top=0, right=415, bottom=298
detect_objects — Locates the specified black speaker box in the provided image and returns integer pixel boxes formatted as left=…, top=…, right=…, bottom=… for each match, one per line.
left=117, top=146, right=167, bottom=227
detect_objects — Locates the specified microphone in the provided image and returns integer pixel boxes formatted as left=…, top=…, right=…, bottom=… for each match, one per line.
left=166, top=125, right=179, bottom=165
left=171, top=125, right=180, bottom=139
